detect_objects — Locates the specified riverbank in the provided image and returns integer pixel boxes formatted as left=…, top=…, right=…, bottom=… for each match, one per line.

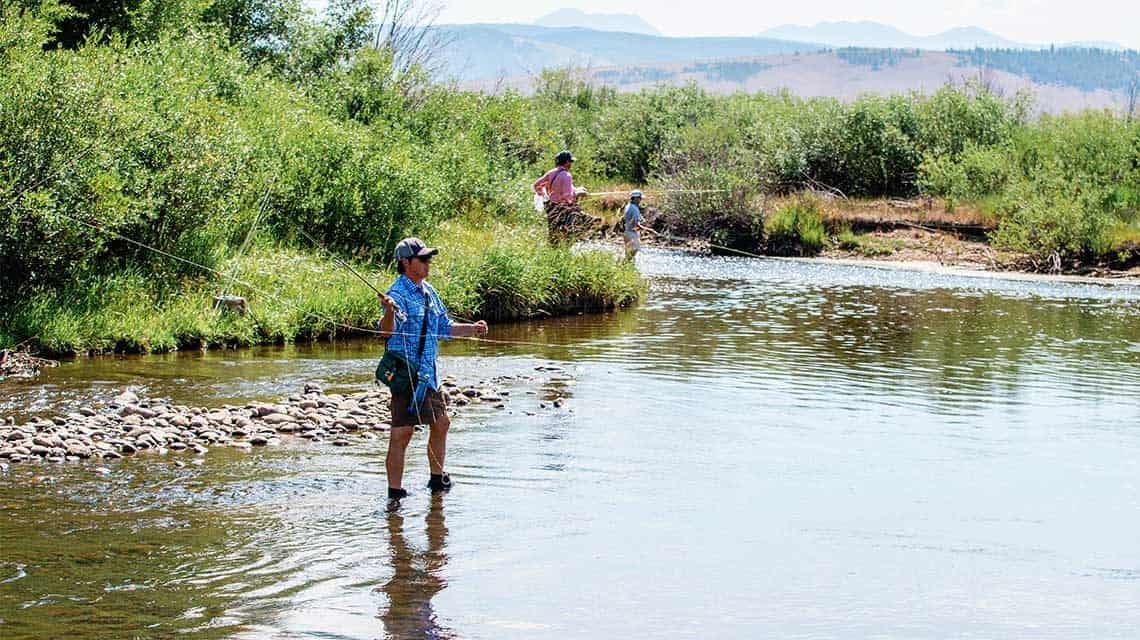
left=590, top=193, right=1139, bottom=279
left=0, top=221, right=643, bottom=357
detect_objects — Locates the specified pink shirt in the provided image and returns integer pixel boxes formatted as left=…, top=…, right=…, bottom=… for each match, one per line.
left=534, top=167, right=575, bottom=203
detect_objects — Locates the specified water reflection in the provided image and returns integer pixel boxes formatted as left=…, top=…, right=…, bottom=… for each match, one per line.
left=380, top=496, right=452, bottom=639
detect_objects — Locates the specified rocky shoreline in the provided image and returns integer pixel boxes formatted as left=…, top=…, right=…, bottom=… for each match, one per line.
left=0, top=378, right=510, bottom=466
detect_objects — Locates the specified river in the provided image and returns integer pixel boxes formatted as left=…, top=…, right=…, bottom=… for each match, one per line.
left=2, top=249, right=1139, bottom=638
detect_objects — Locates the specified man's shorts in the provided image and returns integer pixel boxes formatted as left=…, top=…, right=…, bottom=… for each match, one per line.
left=624, top=230, right=641, bottom=252
left=390, top=388, right=448, bottom=427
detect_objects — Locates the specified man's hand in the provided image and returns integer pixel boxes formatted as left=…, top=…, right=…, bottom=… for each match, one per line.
left=575, top=186, right=588, bottom=196
left=473, top=320, right=489, bottom=336
left=378, top=292, right=398, bottom=311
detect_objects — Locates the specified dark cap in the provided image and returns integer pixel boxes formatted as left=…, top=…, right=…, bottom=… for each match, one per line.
left=555, top=150, right=576, bottom=165
left=393, top=237, right=439, bottom=261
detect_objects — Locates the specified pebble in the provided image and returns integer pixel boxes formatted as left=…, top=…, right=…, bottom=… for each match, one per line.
left=0, top=377, right=531, bottom=468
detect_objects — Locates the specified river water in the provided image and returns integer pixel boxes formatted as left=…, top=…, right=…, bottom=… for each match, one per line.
left=2, top=250, right=1139, bottom=639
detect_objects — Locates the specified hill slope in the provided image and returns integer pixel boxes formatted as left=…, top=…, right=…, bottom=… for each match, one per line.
left=434, top=24, right=823, bottom=80
left=466, top=49, right=1135, bottom=115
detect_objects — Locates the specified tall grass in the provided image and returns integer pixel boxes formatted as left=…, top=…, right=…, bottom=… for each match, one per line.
left=764, top=198, right=827, bottom=256
left=1, top=222, right=641, bottom=354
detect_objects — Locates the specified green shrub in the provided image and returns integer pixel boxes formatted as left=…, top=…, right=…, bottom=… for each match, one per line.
left=919, top=143, right=1013, bottom=201
left=764, top=198, right=826, bottom=256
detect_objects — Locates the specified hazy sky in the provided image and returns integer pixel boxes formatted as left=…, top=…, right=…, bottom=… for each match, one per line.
left=431, top=0, right=1140, bottom=49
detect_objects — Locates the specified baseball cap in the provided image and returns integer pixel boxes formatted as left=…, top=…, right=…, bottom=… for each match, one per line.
left=393, top=237, right=439, bottom=261
left=630, top=190, right=643, bottom=198
left=555, top=150, right=576, bottom=165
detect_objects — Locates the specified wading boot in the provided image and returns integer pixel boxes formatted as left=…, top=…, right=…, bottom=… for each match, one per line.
left=427, top=473, right=452, bottom=493
left=387, top=487, right=408, bottom=511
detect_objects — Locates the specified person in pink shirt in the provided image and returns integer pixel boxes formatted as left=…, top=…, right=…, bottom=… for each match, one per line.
left=533, top=150, right=596, bottom=244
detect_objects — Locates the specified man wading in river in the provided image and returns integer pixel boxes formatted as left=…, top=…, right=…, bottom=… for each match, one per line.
left=622, top=190, right=650, bottom=261
left=376, top=238, right=488, bottom=507
left=533, top=150, right=598, bottom=244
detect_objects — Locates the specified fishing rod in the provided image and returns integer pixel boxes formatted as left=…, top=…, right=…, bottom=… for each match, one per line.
left=294, top=226, right=486, bottom=324
left=295, top=226, right=385, bottom=297
left=640, top=226, right=772, bottom=261
left=581, top=188, right=731, bottom=197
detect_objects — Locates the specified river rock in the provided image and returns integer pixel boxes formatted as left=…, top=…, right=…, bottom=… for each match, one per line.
left=114, top=390, right=139, bottom=405
left=122, top=405, right=157, bottom=419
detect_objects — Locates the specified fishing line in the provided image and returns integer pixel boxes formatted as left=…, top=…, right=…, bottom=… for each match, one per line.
left=44, top=209, right=578, bottom=350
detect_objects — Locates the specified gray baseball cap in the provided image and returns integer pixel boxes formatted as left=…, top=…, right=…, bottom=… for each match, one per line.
left=393, top=237, right=439, bottom=261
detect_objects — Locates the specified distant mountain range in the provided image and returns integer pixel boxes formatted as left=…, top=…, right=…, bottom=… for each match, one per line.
left=433, top=18, right=1138, bottom=114
left=756, top=20, right=1124, bottom=51
left=535, top=8, right=661, bottom=36
left=435, top=24, right=823, bottom=81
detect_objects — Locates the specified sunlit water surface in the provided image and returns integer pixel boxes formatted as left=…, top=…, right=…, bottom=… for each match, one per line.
left=2, top=251, right=1139, bottom=638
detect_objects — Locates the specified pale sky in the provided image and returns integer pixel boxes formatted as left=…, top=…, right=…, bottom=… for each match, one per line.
left=432, top=0, right=1140, bottom=49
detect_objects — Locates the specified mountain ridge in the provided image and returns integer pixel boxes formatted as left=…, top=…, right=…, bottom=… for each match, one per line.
left=535, top=8, right=661, bottom=36
left=756, top=20, right=1123, bottom=50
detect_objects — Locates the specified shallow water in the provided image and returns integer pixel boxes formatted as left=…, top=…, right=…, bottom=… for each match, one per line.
left=2, top=250, right=1139, bottom=639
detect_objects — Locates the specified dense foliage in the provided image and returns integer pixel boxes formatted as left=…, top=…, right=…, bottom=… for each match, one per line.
left=0, top=1, right=636, bottom=351
left=531, top=69, right=1136, bottom=263
left=2, top=0, right=1137, bottom=353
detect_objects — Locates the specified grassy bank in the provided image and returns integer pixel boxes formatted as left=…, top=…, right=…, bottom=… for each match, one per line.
left=1, top=220, right=641, bottom=355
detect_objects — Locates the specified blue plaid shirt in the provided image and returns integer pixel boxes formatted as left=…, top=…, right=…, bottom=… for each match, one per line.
left=385, top=275, right=453, bottom=408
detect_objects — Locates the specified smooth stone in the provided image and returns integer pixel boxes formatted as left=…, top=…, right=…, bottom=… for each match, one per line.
left=262, top=413, right=294, bottom=425
left=332, top=439, right=350, bottom=446
left=114, top=390, right=139, bottom=405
